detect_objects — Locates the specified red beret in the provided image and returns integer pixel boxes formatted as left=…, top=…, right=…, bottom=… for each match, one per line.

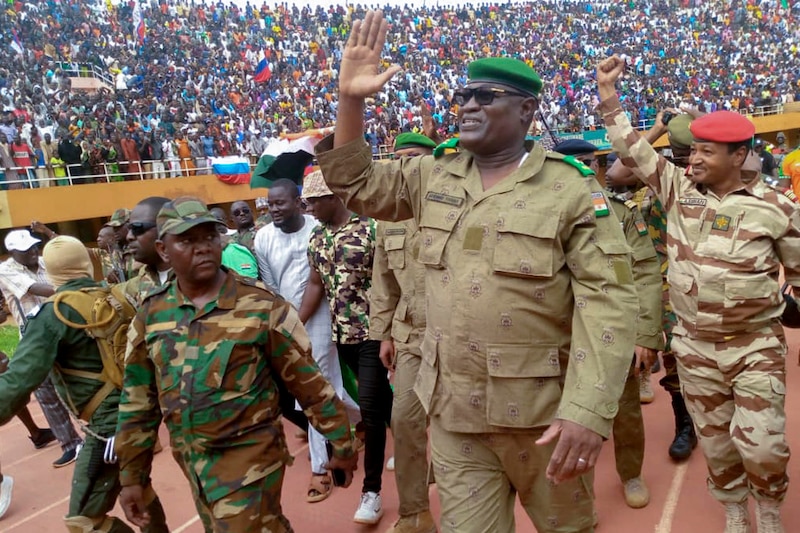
left=689, top=111, right=755, bottom=143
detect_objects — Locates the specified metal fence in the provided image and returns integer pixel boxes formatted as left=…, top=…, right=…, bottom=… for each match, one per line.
left=55, top=62, right=115, bottom=89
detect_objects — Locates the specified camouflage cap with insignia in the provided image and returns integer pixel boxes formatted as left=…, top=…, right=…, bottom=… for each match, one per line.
left=301, top=169, right=334, bottom=199
left=105, top=208, right=130, bottom=227
left=667, top=114, right=694, bottom=149
left=157, top=196, right=222, bottom=238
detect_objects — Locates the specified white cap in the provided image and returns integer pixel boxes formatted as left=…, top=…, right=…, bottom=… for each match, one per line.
left=5, top=229, right=41, bottom=252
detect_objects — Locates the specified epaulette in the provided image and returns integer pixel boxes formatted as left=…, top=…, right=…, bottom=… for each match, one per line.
left=545, top=151, right=595, bottom=177
left=609, top=194, right=649, bottom=235
left=433, top=138, right=459, bottom=158
left=784, top=189, right=799, bottom=204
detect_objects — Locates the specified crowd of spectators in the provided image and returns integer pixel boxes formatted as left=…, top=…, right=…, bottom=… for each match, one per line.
left=0, top=0, right=797, bottom=185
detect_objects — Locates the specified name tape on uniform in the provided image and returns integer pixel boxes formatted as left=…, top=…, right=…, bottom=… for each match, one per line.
left=426, top=191, right=464, bottom=207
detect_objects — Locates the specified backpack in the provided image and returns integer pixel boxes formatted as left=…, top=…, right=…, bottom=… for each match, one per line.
left=50, top=285, right=137, bottom=422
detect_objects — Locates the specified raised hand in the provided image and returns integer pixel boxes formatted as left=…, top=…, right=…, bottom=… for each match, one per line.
left=339, top=10, right=402, bottom=100
left=596, top=55, right=626, bottom=89
left=420, top=100, right=443, bottom=146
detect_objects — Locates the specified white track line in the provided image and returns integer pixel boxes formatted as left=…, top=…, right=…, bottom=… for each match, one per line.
left=173, top=515, right=201, bottom=533
left=655, top=462, right=689, bottom=533
left=2, top=495, right=70, bottom=531
left=3, top=447, right=53, bottom=469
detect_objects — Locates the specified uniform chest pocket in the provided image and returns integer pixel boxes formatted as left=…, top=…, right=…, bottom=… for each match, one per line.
left=202, top=340, right=260, bottom=392
left=418, top=203, right=461, bottom=269
left=493, top=213, right=559, bottom=278
left=384, top=235, right=406, bottom=270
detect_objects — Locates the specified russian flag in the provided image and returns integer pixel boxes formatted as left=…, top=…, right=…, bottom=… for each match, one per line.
left=212, top=156, right=251, bottom=185
left=133, top=0, right=146, bottom=43
left=253, top=51, right=271, bottom=83
left=10, top=30, right=23, bottom=56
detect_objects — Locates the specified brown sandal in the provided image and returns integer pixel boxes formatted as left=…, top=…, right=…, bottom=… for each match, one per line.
left=307, top=473, right=332, bottom=503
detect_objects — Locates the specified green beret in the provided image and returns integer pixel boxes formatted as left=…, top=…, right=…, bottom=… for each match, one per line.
left=394, top=132, right=437, bottom=151
left=467, top=57, right=543, bottom=97
left=667, top=114, right=694, bottom=148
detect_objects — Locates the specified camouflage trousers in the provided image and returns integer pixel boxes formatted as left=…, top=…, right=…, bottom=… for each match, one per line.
left=612, top=358, right=645, bottom=482
left=193, top=467, right=293, bottom=533
left=673, top=324, right=789, bottom=503
left=431, top=418, right=594, bottom=533
left=391, top=345, right=431, bottom=517
left=65, top=434, right=167, bottom=533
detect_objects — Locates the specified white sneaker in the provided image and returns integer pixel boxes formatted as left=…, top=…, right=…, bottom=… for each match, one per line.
left=386, top=456, right=395, bottom=471
left=0, top=476, right=14, bottom=519
left=354, top=491, right=384, bottom=525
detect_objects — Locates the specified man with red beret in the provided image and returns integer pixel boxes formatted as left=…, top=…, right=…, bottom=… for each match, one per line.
left=597, top=55, right=800, bottom=533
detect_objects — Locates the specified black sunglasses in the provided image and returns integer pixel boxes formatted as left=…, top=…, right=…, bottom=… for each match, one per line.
left=231, top=207, right=251, bottom=216
left=129, top=221, right=157, bottom=236
left=453, top=87, right=531, bottom=106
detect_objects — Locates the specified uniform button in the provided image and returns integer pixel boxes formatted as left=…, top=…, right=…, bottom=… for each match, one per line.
left=606, top=402, right=617, bottom=413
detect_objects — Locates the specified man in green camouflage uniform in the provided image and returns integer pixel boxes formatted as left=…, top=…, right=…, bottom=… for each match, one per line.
left=599, top=55, right=800, bottom=533
left=115, top=197, right=358, bottom=533
left=120, top=197, right=173, bottom=305
left=106, top=208, right=139, bottom=281
left=556, top=139, right=663, bottom=511
left=230, top=200, right=258, bottom=253
left=0, top=235, right=168, bottom=533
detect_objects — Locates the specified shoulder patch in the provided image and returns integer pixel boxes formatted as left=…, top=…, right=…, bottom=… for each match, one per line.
left=545, top=151, right=595, bottom=177
left=433, top=138, right=459, bottom=158
left=591, top=191, right=610, bottom=217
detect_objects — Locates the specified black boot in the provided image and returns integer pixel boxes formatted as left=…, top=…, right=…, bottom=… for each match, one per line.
left=669, top=392, right=697, bottom=460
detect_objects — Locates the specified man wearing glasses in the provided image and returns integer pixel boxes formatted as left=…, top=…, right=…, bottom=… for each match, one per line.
left=315, top=11, right=637, bottom=533
left=122, top=197, right=173, bottom=305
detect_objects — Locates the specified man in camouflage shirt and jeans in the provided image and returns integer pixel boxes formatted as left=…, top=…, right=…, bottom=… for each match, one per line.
left=299, top=170, right=393, bottom=526
left=115, top=196, right=358, bottom=533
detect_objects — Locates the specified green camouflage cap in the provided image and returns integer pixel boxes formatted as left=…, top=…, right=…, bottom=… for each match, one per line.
left=667, top=114, right=695, bottom=149
left=394, top=132, right=437, bottom=151
left=467, top=57, right=543, bottom=96
left=105, top=208, right=130, bottom=227
left=157, top=196, right=222, bottom=238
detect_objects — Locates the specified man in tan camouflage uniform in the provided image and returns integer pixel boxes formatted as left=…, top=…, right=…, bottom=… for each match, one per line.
left=371, top=132, right=439, bottom=533
left=315, top=12, right=637, bottom=533
left=598, top=55, right=800, bottom=533
left=115, top=197, right=358, bottom=533
left=555, top=139, right=662, bottom=511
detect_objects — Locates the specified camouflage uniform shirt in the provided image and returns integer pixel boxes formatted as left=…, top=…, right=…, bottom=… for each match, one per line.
left=115, top=269, right=354, bottom=500
left=232, top=227, right=258, bottom=253
left=121, top=264, right=174, bottom=306
left=600, top=95, right=800, bottom=340
left=308, top=213, right=376, bottom=345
